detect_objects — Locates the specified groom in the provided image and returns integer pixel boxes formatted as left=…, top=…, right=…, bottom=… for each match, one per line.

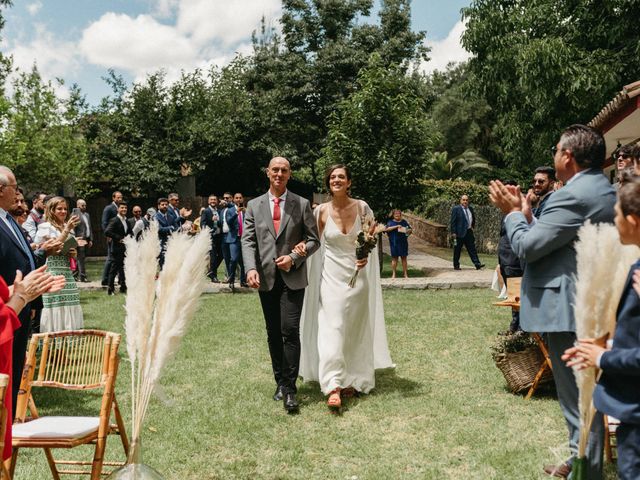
left=242, top=157, right=320, bottom=413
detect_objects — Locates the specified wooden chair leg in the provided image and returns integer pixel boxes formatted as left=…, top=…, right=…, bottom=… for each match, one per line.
left=1, top=458, right=12, bottom=480
left=603, top=415, right=614, bottom=463
left=113, top=398, right=130, bottom=456
left=8, top=448, right=18, bottom=478
left=90, top=433, right=108, bottom=480
left=43, top=448, right=61, bottom=480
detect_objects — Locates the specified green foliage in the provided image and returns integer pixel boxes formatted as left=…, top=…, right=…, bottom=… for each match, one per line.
left=425, top=150, right=491, bottom=181
left=320, top=55, right=438, bottom=218
left=0, top=66, right=93, bottom=195
left=248, top=0, right=427, bottom=185
left=461, top=0, right=640, bottom=171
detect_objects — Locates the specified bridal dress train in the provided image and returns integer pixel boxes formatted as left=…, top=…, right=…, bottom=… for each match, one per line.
left=300, top=201, right=394, bottom=395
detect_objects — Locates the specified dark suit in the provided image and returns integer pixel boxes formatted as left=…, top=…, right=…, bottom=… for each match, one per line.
left=72, top=209, right=92, bottom=280
left=200, top=206, right=223, bottom=280
left=104, top=216, right=132, bottom=293
left=155, top=211, right=176, bottom=268
left=167, top=205, right=185, bottom=229
left=242, top=191, right=320, bottom=394
left=450, top=204, right=481, bottom=269
left=221, top=204, right=241, bottom=283
left=0, top=211, right=45, bottom=414
left=593, top=260, right=640, bottom=479
left=533, top=191, right=553, bottom=218
left=101, top=202, right=118, bottom=285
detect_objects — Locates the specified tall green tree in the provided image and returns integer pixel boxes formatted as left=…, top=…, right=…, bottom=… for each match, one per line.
left=321, top=55, right=438, bottom=217
left=0, top=66, right=92, bottom=195
left=247, top=0, right=427, bottom=185
left=461, top=0, right=640, bottom=171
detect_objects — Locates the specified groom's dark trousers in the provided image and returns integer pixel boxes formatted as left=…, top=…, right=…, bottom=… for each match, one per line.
left=258, top=271, right=305, bottom=394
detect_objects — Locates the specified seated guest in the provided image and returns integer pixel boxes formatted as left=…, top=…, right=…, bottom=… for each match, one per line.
left=563, top=176, right=640, bottom=480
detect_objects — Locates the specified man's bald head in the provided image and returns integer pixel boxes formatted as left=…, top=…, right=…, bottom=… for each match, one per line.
left=266, top=157, right=291, bottom=196
left=268, top=157, right=290, bottom=169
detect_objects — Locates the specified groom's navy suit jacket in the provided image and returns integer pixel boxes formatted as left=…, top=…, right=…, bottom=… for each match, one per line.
left=594, top=260, right=640, bottom=425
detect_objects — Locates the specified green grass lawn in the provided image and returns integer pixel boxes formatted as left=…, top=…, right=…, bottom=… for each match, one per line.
left=15, top=288, right=617, bottom=479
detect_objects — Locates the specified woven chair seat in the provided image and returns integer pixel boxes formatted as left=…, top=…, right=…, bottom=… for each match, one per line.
left=13, top=416, right=100, bottom=440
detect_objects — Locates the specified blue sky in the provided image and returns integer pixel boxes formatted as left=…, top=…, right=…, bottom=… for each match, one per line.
left=1, top=0, right=471, bottom=105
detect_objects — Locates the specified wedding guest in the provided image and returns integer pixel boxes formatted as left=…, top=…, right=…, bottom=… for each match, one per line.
left=221, top=192, right=240, bottom=288
left=489, top=124, right=614, bottom=478
left=450, top=195, right=484, bottom=271
left=105, top=201, right=132, bottom=295
left=34, top=196, right=84, bottom=332
left=155, top=198, right=176, bottom=268
left=0, top=267, right=64, bottom=459
left=0, top=166, right=63, bottom=413
left=72, top=199, right=93, bottom=282
left=23, top=191, right=46, bottom=240
left=200, top=194, right=223, bottom=282
left=101, top=191, right=122, bottom=286
left=234, top=192, right=247, bottom=287
left=615, top=144, right=636, bottom=186
left=128, top=205, right=148, bottom=240
left=530, top=166, right=555, bottom=218
left=300, top=164, right=394, bottom=410
left=167, top=192, right=192, bottom=230
left=562, top=176, right=640, bottom=480
left=385, top=209, right=412, bottom=279
left=242, top=157, right=320, bottom=413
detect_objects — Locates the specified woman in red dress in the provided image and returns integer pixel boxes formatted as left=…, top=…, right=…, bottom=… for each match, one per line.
left=0, top=267, right=64, bottom=460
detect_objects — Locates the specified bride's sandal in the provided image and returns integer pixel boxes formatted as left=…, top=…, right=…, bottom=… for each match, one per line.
left=327, top=389, right=341, bottom=409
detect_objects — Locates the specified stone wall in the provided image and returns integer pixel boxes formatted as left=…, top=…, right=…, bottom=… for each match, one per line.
left=403, top=212, right=448, bottom=247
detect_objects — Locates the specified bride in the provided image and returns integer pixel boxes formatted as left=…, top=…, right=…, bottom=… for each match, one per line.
left=299, top=164, right=394, bottom=409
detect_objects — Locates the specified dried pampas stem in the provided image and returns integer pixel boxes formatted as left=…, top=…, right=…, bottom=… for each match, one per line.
left=123, top=226, right=211, bottom=455
left=572, top=222, right=640, bottom=459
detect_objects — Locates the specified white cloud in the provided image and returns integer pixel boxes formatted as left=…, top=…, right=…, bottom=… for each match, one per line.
left=6, top=24, right=80, bottom=98
left=80, top=13, right=198, bottom=76
left=26, top=1, right=42, bottom=15
left=176, top=0, right=281, bottom=47
left=420, top=21, right=472, bottom=74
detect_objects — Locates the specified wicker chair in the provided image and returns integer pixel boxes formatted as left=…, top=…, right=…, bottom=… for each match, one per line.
left=0, top=373, right=11, bottom=479
left=10, top=330, right=129, bottom=479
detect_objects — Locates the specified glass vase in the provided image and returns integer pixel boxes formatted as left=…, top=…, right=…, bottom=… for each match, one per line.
left=105, top=439, right=165, bottom=480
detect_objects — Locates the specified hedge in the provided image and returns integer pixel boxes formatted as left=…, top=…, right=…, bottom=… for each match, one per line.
left=413, top=179, right=502, bottom=254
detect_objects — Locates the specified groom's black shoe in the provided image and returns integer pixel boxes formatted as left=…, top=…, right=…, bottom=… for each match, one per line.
left=284, top=393, right=299, bottom=413
left=273, top=386, right=284, bottom=401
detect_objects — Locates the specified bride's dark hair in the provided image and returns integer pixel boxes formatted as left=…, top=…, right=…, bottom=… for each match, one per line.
left=324, top=164, right=352, bottom=195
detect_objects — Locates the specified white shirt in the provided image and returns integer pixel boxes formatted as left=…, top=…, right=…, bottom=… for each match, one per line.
left=463, top=207, right=472, bottom=229
left=268, top=190, right=288, bottom=217
left=222, top=208, right=229, bottom=233
left=118, top=214, right=127, bottom=231
left=81, top=212, right=91, bottom=235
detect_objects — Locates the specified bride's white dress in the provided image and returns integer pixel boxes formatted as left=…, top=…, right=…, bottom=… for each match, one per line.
left=300, top=201, right=394, bottom=395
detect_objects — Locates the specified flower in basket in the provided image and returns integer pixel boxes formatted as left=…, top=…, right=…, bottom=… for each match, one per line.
left=348, top=214, right=386, bottom=288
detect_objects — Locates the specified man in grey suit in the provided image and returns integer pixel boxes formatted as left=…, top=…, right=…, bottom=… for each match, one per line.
left=72, top=199, right=93, bottom=282
left=490, top=124, right=615, bottom=479
left=242, top=157, right=320, bottom=413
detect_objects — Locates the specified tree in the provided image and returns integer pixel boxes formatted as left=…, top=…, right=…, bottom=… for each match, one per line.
left=321, top=55, right=438, bottom=217
left=425, top=150, right=492, bottom=181
left=461, top=0, right=640, bottom=171
left=247, top=0, right=427, bottom=185
left=0, top=66, right=92, bottom=195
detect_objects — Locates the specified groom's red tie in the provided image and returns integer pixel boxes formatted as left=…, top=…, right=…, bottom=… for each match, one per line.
left=273, top=197, right=281, bottom=233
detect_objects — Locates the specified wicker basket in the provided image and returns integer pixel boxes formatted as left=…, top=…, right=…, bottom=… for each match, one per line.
left=494, top=346, right=554, bottom=393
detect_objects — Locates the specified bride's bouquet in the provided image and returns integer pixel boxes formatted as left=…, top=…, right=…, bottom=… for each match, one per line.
left=348, top=214, right=386, bottom=288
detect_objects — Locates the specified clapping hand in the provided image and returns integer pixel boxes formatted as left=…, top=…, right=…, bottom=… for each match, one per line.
left=180, top=207, right=192, bottom=218
left=561, top=334, right=609, bottom=370
left=11, top=266, right=66, bottom=303
left=489, top=180, right=523, bottom=214
left=41, top=238, right=63, bottom=256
